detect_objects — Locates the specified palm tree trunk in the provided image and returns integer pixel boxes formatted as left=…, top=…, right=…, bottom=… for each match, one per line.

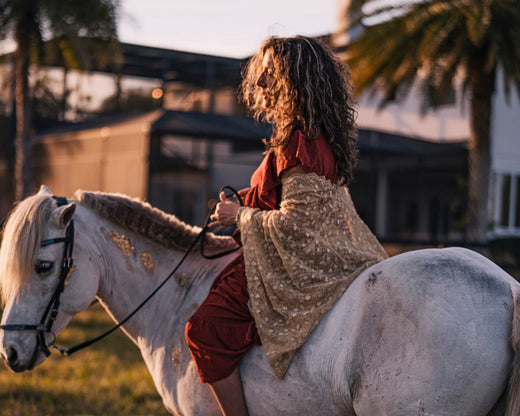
left=467, top=49, right=495, bottom=244
left=14, top=18, right=33, bottom=201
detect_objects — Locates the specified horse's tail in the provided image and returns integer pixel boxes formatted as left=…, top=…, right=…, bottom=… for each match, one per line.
left=506, top=284, right=520, bottom=416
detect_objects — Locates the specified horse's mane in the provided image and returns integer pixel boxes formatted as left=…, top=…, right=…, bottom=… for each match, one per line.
left=0, top=190, right=237, bottom=306
left=76, top=190, right=236, bottom=252
left=0, top=193, right=55, bottom=305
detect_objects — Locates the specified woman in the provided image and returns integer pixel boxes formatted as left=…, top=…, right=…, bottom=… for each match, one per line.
left=185, top=36, right=388, bottom=416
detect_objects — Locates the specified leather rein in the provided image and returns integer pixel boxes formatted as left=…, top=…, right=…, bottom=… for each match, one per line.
left=0, top=187, right=242, bottom=361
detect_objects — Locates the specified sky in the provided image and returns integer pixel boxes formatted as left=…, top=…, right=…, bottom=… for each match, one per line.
left=118, top=0, right=338, bottom=58
left=0, top=0, right=339, bottom=58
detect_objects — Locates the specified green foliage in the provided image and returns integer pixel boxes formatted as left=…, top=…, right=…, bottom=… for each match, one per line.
left=346, top=0, right=520, bottom=242
left=0, top=0, right=119, bottom=40
left=1, top=0, right=121, bottom=199
left=0, top=304, right=170, bottom=416
left=0, top=0, right=121, bottom=70
left=346, top=0, right=520, bottom=104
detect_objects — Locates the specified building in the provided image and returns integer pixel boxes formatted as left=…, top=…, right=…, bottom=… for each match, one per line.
left=0, top=36, right=507, bottom=249
left=31, top=108, right=267, bottom=226
left=0, top=44, right=268, bottom=226
left=334, top=0, right=520, bottom=246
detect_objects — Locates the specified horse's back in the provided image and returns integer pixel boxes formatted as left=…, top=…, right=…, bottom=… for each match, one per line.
left=240, top=248, right=516, bottom=415
left=322, top=247, right=515, bottom=415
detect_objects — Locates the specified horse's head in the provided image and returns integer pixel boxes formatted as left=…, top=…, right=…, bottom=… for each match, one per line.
left=0, top=186, right=98, bottom=372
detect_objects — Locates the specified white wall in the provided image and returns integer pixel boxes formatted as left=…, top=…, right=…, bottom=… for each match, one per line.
left=355, top=78, right=470, bottom=143
left=489, top=69, right=520, bottom=236
left=491, top=69, right=520, bottom=173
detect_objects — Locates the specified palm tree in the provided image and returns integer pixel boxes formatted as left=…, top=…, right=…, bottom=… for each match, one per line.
left=344, top=0, right=520, bottom=243
left=0, top=0, right=120, bottom=200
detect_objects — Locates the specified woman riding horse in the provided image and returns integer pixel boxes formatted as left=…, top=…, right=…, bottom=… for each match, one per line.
left=184, top=36, right=388, bottom=416
left=4, top=35, right=516, bottom=416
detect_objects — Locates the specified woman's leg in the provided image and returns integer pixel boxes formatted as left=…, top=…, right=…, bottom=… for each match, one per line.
left=184, top=255, right=260, bottom=415
left=209, top=367, right=248, bottom=416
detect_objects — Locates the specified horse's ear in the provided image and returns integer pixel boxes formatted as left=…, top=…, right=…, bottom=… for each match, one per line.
left=38, top=185, right=52, bottom=196
left=50, top=203, right=76, bottom=229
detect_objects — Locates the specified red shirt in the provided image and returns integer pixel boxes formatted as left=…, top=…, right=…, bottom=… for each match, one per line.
left=186, top=130, right=339, bottom=382
left=243, top=130, right=338, bottom=210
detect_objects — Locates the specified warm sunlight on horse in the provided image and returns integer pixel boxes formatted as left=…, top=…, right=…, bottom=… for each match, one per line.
left=1, top=186, right=519, bottom=415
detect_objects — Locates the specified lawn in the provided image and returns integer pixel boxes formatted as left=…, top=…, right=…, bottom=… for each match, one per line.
left=0, top=303, right=170, bottom=416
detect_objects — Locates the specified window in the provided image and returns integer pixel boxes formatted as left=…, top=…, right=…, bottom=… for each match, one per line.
left=405, top=201, right=419, bottom=234
left=516, top=178, right=520, bottom=228
left=493, top=172, right=520, bottom=235
left=172, top=189, right=198, bottom=224
left=161, top=135, right=209, bottom=169
left=500, top=175, right=511, bottom=227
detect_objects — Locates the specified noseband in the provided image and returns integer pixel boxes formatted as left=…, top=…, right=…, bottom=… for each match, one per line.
left=0, top=196, right=74, bottom=367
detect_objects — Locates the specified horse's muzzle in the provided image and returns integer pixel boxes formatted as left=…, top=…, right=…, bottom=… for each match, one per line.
left=2, top=343, right=27, bottom=372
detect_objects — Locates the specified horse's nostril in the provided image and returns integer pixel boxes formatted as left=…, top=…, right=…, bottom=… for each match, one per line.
left=7, top=346, right=18, bottom=365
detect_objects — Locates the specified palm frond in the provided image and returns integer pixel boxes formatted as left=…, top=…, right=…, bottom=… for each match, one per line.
left=345, top=0, right=520, bottom=107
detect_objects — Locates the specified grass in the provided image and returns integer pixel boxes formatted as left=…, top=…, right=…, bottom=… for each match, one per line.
left=0, top=303, right=171, bottom=416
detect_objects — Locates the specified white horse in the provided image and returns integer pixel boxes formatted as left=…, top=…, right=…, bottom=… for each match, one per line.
left=1, top=186, right=519, bottom=416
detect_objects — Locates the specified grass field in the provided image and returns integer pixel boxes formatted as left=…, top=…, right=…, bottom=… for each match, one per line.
left=0, top=303, right=170, bottom=416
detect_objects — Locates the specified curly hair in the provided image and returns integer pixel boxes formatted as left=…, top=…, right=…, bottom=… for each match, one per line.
left=240, top=35, right=359, bottom=185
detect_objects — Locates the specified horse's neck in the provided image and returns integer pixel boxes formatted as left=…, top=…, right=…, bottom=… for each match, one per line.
left=77, top=206, right=232, bottom=350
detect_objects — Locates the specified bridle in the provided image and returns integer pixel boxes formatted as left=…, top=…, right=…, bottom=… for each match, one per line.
left=0, top=196, right=74, bottom=368
left=0, top=187, right=242, bottom=364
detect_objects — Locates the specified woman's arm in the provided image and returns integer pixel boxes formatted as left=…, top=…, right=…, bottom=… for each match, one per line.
left=280, top=164, right=306, bottom=180
left=209, top=165, right=305, bottom=227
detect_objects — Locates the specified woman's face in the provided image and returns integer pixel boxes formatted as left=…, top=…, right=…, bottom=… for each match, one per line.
left=256, top=48, right=276, bottom=107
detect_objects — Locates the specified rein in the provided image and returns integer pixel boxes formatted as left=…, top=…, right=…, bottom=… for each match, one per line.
left=0, top=187, right=242, bottom=359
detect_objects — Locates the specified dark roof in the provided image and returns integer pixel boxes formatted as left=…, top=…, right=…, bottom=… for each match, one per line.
left=0, top=42, right=246, bottom=89
left=119, top=43, right=246, bottom=88
left=151, top=110, right=271, bottom=142
left=358, top=128, right=467, bottom=156
left=36, top=109, right=271, bottom=143
left=35, top=108, right=465, bottom=157
left=35, top=111, right=156, bottom=137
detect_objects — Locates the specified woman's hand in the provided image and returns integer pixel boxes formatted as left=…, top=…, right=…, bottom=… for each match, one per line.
left=208, top=191, right=240, bottom=228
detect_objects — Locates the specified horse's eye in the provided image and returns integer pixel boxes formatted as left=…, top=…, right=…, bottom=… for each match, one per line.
left=35, top=260, right=54, bottom=275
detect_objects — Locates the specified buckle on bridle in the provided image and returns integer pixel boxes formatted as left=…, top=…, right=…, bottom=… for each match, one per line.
left=62, top=257, right=73, bottom=269
left=48, top=342, right=70, bottom=356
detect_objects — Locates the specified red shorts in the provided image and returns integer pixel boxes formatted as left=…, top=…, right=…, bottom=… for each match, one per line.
left=185, top=254, right=261, bottom=383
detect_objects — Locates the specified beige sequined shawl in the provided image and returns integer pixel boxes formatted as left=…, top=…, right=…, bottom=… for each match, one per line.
left=238, top=172, right=388, bottom=378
